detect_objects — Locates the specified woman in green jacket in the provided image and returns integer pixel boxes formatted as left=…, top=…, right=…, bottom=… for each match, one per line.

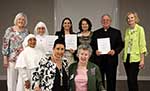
left=123, top=11, right=147, bottom=91
left=68, top=44, right=105, bottom=91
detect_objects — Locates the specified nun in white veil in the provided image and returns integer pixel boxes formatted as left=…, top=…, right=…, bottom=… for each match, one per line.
left=15, top=34, right=44, bottom=91
left=34, top=21, right=49, bottom=55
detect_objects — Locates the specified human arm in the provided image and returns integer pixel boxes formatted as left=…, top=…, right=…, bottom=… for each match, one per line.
left=2, top=28, right=12, bottom=68
left=139, top=27, right=147, bottom=69
left=3, top=56, right=9, bottom=68
left=19, top=68, right=30, bottom=89
left=110, top=30, right=124, bottom=55
left=139, top=53, right=145, bottom=69
left=95, top=66, right=106, bottom=91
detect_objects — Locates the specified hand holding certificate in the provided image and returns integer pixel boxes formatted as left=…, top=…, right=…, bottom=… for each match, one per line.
left=65, top=34, right=77, bottom=50
left=97, top=38, right=111, bottom=54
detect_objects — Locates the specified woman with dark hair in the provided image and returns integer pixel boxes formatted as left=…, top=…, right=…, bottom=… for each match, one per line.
left=32, top=38, right=69, bottom=91
left=55, top=17, right=76, bottom=66
left=55, top=17, right=74, bottom=38
left=77, top=18, right=93, bottom=45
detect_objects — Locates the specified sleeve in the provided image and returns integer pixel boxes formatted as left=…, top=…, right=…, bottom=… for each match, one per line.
left=2, top=27, right=12, bottom=56
left=139, top=27, right=147, bottom=54
left=15, top=51, right=27, bottom=68
left=95, top=65, right=105, bottom=91
left=32, top=60, right=44, bottom=90
left=114, top=30, right=124, bottom=54
left=19, top=68, right=29, bottom=81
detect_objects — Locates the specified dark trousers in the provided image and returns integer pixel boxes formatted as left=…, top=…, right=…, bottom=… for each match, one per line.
left=124, top=54, right=140, bottom=91
left=98, top=56, right=118, bottom=91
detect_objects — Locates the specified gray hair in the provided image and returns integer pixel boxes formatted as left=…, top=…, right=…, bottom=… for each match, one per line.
left=101, top=13, right=112, bottom=20
left=77, top=44, right=93, bottom=57
left=14, top=12, right=28, bottom=26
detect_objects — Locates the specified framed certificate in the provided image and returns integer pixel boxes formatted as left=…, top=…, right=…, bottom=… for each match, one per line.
left=97, top=38, right=111, bottom=54
left=65, top=34, right=77, bottom=50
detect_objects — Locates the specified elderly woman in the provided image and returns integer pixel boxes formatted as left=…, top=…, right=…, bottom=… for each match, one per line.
left=32, top=38, right=69, bottom=91
left=15, top=34, right=44, bottom=91
left=123, top=11, right=147, bottom=91
left=34, top=21, right=49, bottom=54
left=68, top=44, right=105, bottom=91
left=2, top=12, right=29, bottom=91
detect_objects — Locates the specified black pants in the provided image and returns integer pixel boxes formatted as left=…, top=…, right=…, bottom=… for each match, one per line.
left=98, top=56, right=118, bottom=91
left=124, top=54, right=140, bottom=91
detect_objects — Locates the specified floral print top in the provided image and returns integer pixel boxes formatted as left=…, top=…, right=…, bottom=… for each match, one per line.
left=2, top=26, right=29, bottom=62
left=32, top=55, right=68, bottom=91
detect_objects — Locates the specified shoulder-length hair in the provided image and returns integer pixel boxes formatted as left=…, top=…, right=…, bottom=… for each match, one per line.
left=78, top=18, right=92, bottom=32
left=60, top=17, right=73, bottom=35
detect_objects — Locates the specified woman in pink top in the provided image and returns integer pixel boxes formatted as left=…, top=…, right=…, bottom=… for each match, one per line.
left=69, top=44, right=105, bottom=91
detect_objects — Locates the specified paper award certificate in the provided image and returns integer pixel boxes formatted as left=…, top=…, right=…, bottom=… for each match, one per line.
left=97, top=38, right=111, bottom=54
left=46, top=35, right=58, bottom=52
left=65, top=34, right=77, bottom=50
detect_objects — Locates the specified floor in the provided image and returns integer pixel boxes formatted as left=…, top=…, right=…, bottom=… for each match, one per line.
left=0, top=80, right=150, bottom=91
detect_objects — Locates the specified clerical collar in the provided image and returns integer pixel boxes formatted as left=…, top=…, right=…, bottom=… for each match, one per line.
left=104, top=29, right=107, bottom=32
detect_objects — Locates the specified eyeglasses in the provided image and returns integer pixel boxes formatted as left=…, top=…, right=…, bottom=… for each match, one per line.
left=37, top=27, right=45, bottom=30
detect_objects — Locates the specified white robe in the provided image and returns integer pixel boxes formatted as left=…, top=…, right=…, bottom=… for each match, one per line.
left=36, top=35, right=50, bottom=54
left=15, top=47, right=44, bottom=91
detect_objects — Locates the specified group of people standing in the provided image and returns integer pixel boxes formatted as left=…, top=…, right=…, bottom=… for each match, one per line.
left=2, top=11, right=147, bottom=91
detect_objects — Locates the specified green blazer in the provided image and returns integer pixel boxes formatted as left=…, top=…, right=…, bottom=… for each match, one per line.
left=68, top=61, right=105, bottom=91
left=123, top=24, right=147, bottom=62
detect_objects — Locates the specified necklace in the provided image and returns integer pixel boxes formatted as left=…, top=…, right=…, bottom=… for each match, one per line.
left=59, top=68, right=63, bottom=86
left=51, top=55, right=63, bottom=86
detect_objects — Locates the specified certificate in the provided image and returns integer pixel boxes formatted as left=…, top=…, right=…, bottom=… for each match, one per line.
left=65, top=34, right=77, bottom=50
left=97, top=38, right=111, bottom=54
left=45, top=35, right=58, bottom=52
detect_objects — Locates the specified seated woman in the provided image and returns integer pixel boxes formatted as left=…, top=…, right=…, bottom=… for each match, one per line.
left=15, top=34, right=44, bottom=91
left=69, top=44, right=105, bottom=91
left=32, top=38, right=69, bottom=91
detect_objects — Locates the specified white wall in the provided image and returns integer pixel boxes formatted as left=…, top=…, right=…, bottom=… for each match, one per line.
left=54, top=0, right=119, bottom=33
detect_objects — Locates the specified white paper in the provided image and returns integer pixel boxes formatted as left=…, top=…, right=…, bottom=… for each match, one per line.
left=97, top=38, right=111, bottom=54
left=45, top=35, right=58, bottom=52
left=65, top=34, right=77, bottom=50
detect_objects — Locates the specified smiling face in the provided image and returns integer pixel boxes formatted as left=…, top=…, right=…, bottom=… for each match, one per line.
left=78, top=49, right=90, bottom=64
left=63, top=19, right=72, bottom=31
left=28, top=37, right=36, bottom=48
left=81, top=20, right=89, bottom=32
left=37, top=27, right=45, bottom=36
left=16, top=16, right=26, bottom=28
left=127, top=13, right=136, bottom=27
left=101, top=15, right=112, bottom=29
left=53, top=44, right=65, bottom=59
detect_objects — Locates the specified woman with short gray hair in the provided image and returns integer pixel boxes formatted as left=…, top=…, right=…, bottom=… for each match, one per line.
left=69, top=44, right=105, bottom=91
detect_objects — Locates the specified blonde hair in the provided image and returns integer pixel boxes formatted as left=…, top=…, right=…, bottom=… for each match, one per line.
left=126, top=11, right=140, bottom=23
left=14, top=12, right=28, bottom=26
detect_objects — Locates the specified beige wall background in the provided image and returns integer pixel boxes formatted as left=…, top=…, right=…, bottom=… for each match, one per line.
left=0, top=0, right=54, bottom=79
left=0, top=0, right=150, bottom=80
left=118, top=0, right=150, bottom=80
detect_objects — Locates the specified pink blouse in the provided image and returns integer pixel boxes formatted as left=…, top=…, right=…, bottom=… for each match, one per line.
left=75, top=68, right=88, bottom=91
